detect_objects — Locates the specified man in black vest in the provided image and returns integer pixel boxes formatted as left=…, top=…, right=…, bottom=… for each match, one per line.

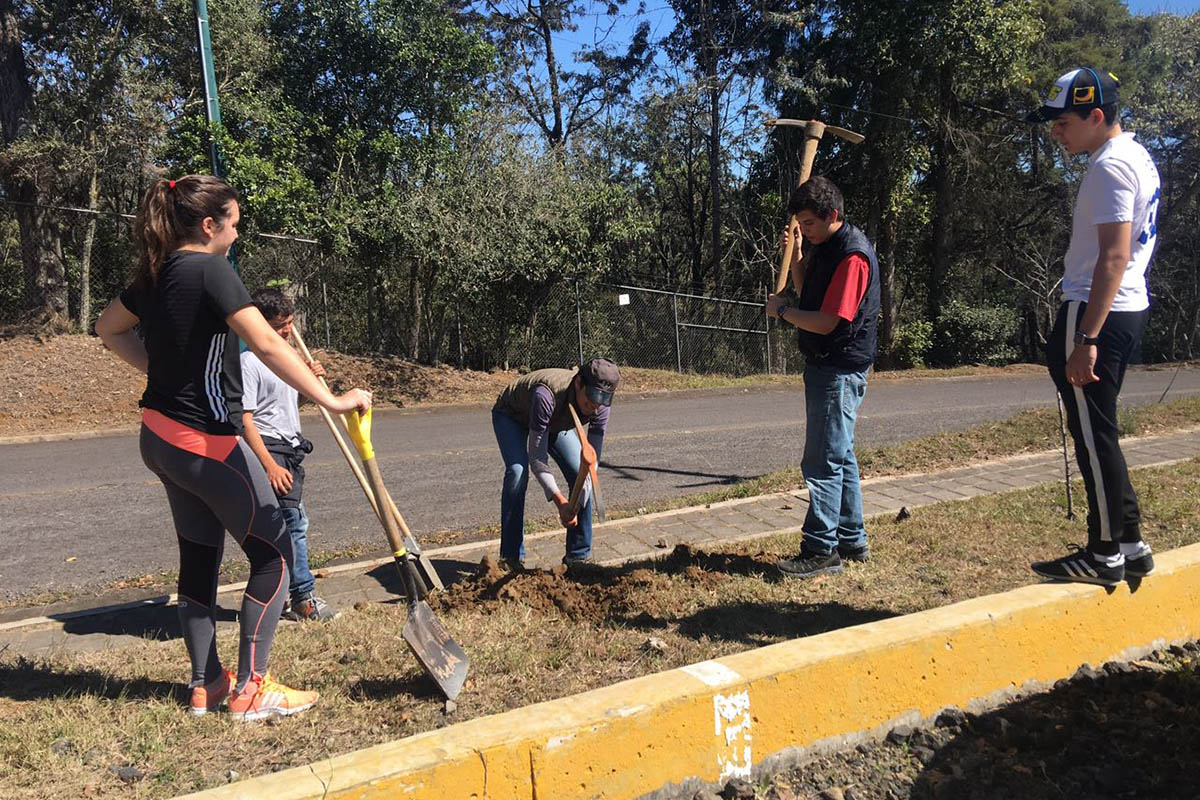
left=766, top=176, right=881, bottom=579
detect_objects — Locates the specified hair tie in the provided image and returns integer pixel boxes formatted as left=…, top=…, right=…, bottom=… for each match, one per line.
left=168, top=179, right=176, bottom=189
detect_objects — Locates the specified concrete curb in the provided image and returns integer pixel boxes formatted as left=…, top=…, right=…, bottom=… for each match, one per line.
left=174, top=543, right=1200, bottom=800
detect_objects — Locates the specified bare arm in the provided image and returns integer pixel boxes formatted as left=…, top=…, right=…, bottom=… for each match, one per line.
left=226, top=306, right=370, bottom=414
left=95, top=299, right=148, bottom=374
left=1078, top=221, right=1132, bottom=336
left=765, top=293, right=840, bottom=335
left=788, top=223, right=807, bottom=294
left=1066, top=221, right=1132, bottom=387
left=241, top=410, right=293, bottom=495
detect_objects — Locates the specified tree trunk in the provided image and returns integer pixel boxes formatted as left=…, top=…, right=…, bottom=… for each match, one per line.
left=407, top=260, right=421, bottom=360
left=928, top=64, right=955, bottom=323
left=1, top=0, right=66, bottom=322
left=79, top=153, right=100, bottom=329
left=708, top=76, right=721, bottom=287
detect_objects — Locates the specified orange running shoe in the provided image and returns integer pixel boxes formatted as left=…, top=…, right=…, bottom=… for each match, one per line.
left=188, top=669, right=234, bottom=716
left=227, top=673, right=319, bottom=722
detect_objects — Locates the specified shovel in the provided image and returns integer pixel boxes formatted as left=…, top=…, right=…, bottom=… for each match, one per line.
left=291, top=327, right=442, bottom=592
left=567, top=404, right=605, bottom=522
left=343, top=408, right=469, bottom=701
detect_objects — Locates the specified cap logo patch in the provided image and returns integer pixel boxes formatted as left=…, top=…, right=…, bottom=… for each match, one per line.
left=1073, top=86, right=1095, bottom=104
left=1047, top=85, right=1062, bottom=101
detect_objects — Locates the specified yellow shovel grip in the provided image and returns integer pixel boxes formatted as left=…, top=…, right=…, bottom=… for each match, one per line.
left=343, top=407, right=375, bottom=461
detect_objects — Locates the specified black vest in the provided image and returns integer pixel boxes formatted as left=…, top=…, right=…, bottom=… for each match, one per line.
left=796, top=222, right=880, bottom=369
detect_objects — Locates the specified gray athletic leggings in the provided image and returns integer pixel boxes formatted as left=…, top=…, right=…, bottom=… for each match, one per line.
left=140, top=419, right=294, bottom=691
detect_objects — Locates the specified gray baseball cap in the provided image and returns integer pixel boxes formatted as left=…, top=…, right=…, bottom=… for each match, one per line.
left=579, top=357, right=620, bottom=406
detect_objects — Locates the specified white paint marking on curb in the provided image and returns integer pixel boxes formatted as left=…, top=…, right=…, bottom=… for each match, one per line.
left=714, top=690, right=752, bottom=781
left=607, top=704, right=648, bottom=718
left=546, top=733, right=576, bottom=749
left=682, top=660, right=743, bottom=688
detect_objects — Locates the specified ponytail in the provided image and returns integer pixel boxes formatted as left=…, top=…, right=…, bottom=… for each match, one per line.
left=133, top=174, right=239, bottom=286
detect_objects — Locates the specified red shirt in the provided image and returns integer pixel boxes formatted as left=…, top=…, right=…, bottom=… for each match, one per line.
left=820, top=253, right=870, bottom=322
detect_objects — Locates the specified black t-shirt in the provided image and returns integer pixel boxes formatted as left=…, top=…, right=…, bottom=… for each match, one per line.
left=119, top=251, right=253, bottom=434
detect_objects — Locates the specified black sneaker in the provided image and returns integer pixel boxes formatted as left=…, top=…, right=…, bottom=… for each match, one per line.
left=837, top=543, right=870, bottom=563
left=1125, top=548, right=1155, bottom=578
left=500, top=557, right=526, bottom=573
left=562, top=555, right=599, bottom=574
left=1031, top=547, right=1123, bottom=587
left=778, top=550, right=844, bottom=579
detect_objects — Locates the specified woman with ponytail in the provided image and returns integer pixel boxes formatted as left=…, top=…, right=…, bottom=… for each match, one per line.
left=96, top=174, right=372, bottom=721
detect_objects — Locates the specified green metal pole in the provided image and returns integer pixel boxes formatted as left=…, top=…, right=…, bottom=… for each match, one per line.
left=193, top=0, right=224, bottom=178
left=192, top=0, right=238, bottom=276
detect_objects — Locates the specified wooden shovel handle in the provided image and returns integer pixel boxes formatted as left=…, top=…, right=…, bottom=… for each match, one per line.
left=292, top=327, right=420, bottom=540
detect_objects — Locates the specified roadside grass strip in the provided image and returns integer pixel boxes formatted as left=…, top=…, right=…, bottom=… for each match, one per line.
left=0, top=458, right=1198, bottom=798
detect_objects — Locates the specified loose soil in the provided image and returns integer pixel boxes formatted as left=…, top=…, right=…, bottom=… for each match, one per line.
left=435, top=546, right=748, bottom=624
left=3, top=460, right=1199, bottom=798
left=701, top=642, right=1200, bottom=800
left=0, top=331, right=1056, bottom=438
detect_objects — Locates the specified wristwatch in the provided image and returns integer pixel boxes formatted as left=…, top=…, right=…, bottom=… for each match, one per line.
left=1073, top=330, right=1100, bottom=347
left=776, top=303, right=790, bottom=319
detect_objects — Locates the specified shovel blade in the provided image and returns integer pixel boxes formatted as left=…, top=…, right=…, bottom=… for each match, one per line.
left=402, top=600, right=470, bottom=700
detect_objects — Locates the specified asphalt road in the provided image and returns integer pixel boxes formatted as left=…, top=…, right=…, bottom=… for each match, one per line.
left=2, top=366, right=1197, bottom=603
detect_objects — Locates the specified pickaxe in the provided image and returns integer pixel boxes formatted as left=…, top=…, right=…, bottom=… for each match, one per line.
left=566, top=404, right=605, bottom=523
left=765, top=118, right=866, bottom=294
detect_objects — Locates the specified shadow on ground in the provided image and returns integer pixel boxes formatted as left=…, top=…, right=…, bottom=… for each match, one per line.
left=909, top=654, right=1200, bottom=799
left=0, top=656, right=181, bottom=703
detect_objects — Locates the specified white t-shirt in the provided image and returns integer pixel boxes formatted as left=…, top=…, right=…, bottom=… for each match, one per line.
left=1062, top=132, right=1161, bottom=311
left=240, top=350, right=303, bottom=446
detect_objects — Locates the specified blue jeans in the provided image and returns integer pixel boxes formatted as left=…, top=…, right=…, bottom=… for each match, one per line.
left=281, top=503, right=315, bottom=599
left=492, top=409, right=594, bottom=561
left=801, top=363, right=869, bottom=555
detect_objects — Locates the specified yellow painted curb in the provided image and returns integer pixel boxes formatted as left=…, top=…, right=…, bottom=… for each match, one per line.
left=175, top=543, right=1200, bottom=800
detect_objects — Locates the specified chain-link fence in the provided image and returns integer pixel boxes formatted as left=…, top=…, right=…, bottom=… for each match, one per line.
left=2, top=203, right=801, bottom=375
left=500, top=281, right=807, bottom=376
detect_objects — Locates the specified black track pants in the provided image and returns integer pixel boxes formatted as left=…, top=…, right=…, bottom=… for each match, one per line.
left=1047, top=300, right=1149, bottom=556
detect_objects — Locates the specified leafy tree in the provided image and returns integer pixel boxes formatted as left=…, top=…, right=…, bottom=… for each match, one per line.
left=482, top=0, right=651, bottom=149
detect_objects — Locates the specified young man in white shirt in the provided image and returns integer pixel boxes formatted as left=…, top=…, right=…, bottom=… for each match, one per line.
left=1026, top=67, right=1161, bottom=586
left=241, top=289, right=338, bottom=620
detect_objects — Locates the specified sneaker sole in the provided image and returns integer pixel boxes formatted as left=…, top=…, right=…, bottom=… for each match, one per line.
left=838, top=552, right=869, bottom=563
left=1030, top=566, right=1121, bottom=587
left=229, top=700, right=317, bottom=722
left=1125, top=567, right=1154, bottom=578
left=778, top=563, right=845, bottom=580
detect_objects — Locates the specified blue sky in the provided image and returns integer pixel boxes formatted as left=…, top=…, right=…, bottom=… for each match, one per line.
left=1126, top=0, right=1200, bottom=12
left=551, top=1, right=1199, bottom=76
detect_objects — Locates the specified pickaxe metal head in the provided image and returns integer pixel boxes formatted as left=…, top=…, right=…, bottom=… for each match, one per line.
left=765, top=117, right=866, bottom=144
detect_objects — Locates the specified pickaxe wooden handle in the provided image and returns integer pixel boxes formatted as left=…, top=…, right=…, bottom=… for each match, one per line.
left=766, top=118, right=865, bottom=295
left=291, top=327, right=443, bottom=592
left=566, top=404, right=604, bottom=522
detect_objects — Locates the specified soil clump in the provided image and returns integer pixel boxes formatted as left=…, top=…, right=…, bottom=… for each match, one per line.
left=432, top=544, right=772, bottom=623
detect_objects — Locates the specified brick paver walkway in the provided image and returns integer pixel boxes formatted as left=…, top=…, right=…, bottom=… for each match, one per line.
left=2, top=427, right=1197, bottom=658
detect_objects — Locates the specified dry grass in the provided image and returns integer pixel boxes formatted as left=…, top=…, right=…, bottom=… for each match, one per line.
left=3, top=458, right=1200, bottom=798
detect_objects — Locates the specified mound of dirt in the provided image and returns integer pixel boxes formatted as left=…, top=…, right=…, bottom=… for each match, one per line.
left=0, top=333, right=517, bottom=437
left=432, top=545, right=773, bottom=624
left=0, top=329, right=836, bottom=439
left=0, top=334, right=146, bottom=436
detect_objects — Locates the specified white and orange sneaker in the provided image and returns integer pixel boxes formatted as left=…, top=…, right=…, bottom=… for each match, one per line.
left=188, top=669, right=234, bottom=716
left=227, top=673, right=319, bottom=722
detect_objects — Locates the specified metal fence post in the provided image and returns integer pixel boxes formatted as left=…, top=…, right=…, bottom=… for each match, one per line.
left=672, top=291, right=683, bottom=372
left=574, top=280, right=584, bottom=365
